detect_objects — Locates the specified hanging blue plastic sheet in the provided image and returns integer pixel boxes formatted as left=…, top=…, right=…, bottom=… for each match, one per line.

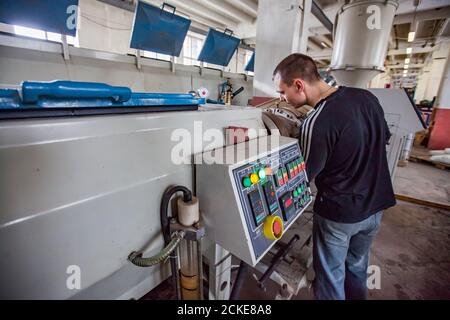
left=245, top=52, right=255, bottom=72
left=0, top=81, right=205, bottom=119
left=0, top=0, right=79, bottom=36
left=130, top=1, right=191, bottom=57
left=198, top=29, right=241, bottom=66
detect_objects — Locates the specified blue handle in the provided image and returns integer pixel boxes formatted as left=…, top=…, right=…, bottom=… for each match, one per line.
left=0, top=88, right=22, bottom=108
left=22, top=81, right=132, bottom=103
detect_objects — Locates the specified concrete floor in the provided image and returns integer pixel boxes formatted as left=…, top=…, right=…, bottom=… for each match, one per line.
left=237, top=161, right=450, bottom=300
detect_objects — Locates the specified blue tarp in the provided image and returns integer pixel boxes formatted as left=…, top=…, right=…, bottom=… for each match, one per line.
left=198, top=29, right=240, bottom=66
left=0, top=0, right=79, bottom=36
left=130, top=1, right=191, bottom=57
left=245, top=52, right=255, bottom=72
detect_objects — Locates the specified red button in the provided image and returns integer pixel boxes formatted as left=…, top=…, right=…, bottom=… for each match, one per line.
left=273, top=220, right=282, bottom=236
left=285, top=198, right=293, bottom=207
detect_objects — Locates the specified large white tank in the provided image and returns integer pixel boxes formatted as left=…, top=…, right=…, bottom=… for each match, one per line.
left=330, top=0, right=398, bottom=88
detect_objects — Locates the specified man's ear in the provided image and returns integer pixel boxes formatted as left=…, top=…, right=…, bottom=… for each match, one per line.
left=293, top=79, right=304, bottom=92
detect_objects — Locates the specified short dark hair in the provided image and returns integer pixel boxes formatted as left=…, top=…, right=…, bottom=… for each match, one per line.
left=273, top=53, right=321, bottom=85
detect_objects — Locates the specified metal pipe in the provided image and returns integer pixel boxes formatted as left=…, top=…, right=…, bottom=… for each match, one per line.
left=197, top=239, right=204, bottom=300
left=229, top=260, right=249, bottom=300
left=256, top=234, right=300, bottom=290
left=311, top=1, right=333, bottom=33
left=160, top=185, right=193, bottom=300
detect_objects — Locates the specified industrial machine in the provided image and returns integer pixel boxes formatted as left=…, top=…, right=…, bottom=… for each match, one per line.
left=0, top=80, right=302, bottom=300
left=197, top=136, right=311, bottom=267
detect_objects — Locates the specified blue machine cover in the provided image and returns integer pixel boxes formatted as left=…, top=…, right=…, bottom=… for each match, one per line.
left=198, top=29, right=240, bottom=66
left=0, top=0, right=79, bottom=36
left=130, top=1, right=191, bottom=57
left=0, top=81, right=205, bottom=109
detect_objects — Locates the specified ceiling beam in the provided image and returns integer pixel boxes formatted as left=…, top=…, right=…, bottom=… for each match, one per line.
left=388, top=46, right=435, bottom=56
left=386, top=63, right=425, bottom=69
left=161, top=0, right=238, bottom=28
left=192, top=0, right=254, bottom=24
left=394, top=6, right=450, bottom=25
left=309, top=26, right=331, bottom=36
left=311, top=0, right=333, bottom=33
left=224, top=0, right=258, bottom=18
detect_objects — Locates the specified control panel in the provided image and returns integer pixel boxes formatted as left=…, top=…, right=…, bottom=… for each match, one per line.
left=197, top=136, right=312, bottom=266
left=232, top=141, right=311, bottom=262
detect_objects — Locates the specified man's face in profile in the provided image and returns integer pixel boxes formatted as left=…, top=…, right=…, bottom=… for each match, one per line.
left=274, top=73, right=307, bottom=108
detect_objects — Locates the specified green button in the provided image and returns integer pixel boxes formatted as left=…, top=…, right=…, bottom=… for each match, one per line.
left=293, top=190, right=298, bottom=197
left=242, top=177, right=251, bottom=188
left=297, top=187, right=301, bottom=194
left=258, top=168, right=266, bottom=179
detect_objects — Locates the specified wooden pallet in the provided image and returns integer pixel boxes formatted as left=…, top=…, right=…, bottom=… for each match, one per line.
left=395, top=194, right=450, bottom=211
left=409, top=154, right=450, bottom=170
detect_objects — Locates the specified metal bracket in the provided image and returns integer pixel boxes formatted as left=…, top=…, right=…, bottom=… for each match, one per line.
left=170, top=219, right=205, bottom=241
left=170, top=56, right=176, bottom=73
left=61, top=35, right=70, bottom=61
left=135, top=49, right=142, bottom=70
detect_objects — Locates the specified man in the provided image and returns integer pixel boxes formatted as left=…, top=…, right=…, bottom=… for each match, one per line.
left=273, top=53, right=396, bottom=300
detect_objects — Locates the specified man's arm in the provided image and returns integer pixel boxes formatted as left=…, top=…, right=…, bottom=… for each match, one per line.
left=299, top=106, right=333, bottom=181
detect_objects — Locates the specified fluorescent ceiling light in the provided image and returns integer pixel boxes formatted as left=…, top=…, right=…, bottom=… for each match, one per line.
left=405, top=58, right=410, bottom=64
left=408, top=32, right=415, bottom=42
left=406, top=47, right=412, bottom=54
left=404, top=64, right=409, bottom=69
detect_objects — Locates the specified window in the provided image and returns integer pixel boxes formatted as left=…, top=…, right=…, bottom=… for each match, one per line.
left=13, top=25, right=79, bottom=46
left=141, top=51, right=171, bottom=61
left=182, top=32, right=205, bottom=66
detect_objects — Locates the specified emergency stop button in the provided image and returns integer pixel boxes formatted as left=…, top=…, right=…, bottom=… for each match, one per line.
left=263, top=215, right=284, bottom=240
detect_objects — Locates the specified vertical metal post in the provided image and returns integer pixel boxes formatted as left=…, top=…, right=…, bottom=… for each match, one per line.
left=61, top=35, right=70, bottom=61
left=197, top=238, right=204, bottom=300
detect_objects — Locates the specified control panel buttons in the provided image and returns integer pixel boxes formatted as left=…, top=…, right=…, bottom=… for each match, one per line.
left=250, top=173, right=259, bottom=184
left=258, top=168, right=266, bottom=179
left=275, top=169, right=284, bottom=187
left=294, top=161, right=299, bottom=175
left=242, top=176, right=252, bottom=188
left=282, top=167, right=289, bottom=183
left=263, top=215, right=284, bottom=240
left=288, top=163, right=295, bottom=178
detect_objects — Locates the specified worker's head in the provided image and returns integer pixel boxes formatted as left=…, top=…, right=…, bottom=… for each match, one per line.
left=273, top=53, right=321, bottom=107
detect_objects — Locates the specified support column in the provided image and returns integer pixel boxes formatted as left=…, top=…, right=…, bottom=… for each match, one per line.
left=429, top=43, right=450, bottom=150
left=253, top=0, right=305, bottom=105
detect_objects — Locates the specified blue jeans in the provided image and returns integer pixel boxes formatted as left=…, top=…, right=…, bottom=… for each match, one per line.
left=313, top=211, right=383, bottom=300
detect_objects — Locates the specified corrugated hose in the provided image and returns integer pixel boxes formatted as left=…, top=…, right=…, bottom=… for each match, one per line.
left=129, top=231, right=185, bottom=267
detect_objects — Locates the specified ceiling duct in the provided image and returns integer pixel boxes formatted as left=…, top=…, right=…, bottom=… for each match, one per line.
left=330, top=0, right=399, bottom=88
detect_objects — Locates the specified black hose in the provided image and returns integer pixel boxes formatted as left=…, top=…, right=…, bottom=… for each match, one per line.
left=232, top=87, right=244, bottom=97
left=160, top=185, right=193, bottom=299
left=230, top=260, right=248, bottom=300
